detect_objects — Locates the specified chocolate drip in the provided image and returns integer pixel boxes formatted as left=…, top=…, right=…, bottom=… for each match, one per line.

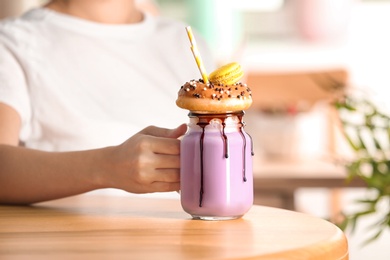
left=237, top=113, right=255, bottom=157
left=198, top=123, right=207, bottom=207
left=236, top=113, right=247, bottom=182
left=221, top=122, right=229, bottom=158
left=247, top=132, right=255, bottom=156
left=190, top=111, right=251, bottom=208
left=238, top=128, right=247, bottom=182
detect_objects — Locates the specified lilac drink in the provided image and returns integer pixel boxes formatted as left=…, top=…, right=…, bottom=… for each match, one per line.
left=180, top=112, right=254, bottom=220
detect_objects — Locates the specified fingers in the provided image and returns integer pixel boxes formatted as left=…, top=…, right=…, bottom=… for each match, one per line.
left=138, top=155, right=180, bottom=182
left=153, top=168, right=180, bottom=182
left=153, top=154, right=180, bottom=169
left=130, top=151, right=179, bottom=182
left=137, top=124, right=187, bottom=155
left=135, top=132, right=181, bottom=155
left=150, top=181, right=180, bottom=192
left=130, top=170, right=180, bottom=193
left=169, top=124, right=187, bottom=138
left=140, top=124, right=187, bottom=139
left=148, top=136, right=180, bottom=155
left=126, top=180, right=180, bottom=193
left=116, top=124, right=187, bottom=194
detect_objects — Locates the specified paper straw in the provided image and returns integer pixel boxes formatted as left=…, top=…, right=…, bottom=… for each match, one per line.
left=185, top=26, right=209, bottom=84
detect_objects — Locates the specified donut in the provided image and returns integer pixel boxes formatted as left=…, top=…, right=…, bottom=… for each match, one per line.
left=209, top=62, right=244, bottom=85
left=176, top=79, right=252, bottom=113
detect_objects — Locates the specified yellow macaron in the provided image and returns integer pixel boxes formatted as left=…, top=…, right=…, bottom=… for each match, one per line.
left=209, top=62, right=244, bottom=85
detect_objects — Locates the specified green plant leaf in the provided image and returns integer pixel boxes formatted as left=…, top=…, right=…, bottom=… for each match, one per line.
left=334, top=95, right=390, bottom=244
left=363, top=228, right=384, bottom=246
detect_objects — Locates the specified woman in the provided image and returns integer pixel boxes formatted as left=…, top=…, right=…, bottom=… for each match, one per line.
left=0, top=0, right=215, bottom=204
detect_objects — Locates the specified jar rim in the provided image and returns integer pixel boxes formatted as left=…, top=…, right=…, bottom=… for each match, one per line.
left=188, top=111, right=244, bottom=118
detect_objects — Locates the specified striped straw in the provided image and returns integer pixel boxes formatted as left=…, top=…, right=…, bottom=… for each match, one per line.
left=185, top=26, right=209, bottom=84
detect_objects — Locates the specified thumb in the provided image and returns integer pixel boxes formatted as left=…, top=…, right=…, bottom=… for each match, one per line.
left=169, top=123, right=188, bottom=138
left=140, top=124, right=187, bottom=139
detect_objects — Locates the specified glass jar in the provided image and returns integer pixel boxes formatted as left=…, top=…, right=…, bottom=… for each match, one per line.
left=180, top=111, right=254, bottom=220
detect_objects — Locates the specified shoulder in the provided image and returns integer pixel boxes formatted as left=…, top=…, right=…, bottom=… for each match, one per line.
left=0, top=8, right=48, bottom=46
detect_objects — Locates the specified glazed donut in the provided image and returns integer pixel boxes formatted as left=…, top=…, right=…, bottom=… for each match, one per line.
left=176, top=79, right=252, bottom=113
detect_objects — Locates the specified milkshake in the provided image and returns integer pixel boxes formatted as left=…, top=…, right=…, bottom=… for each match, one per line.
left=176, top=62, right=254, bottom=220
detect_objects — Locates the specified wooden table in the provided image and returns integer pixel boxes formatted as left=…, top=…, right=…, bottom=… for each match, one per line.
left=0, top=194, right=348, bottom=260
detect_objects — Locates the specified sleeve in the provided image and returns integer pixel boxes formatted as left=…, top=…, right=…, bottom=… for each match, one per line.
left=0, top=42, right=32, bottom=142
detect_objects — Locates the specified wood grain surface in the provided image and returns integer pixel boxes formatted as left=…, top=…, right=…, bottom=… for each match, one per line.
left=0, top=194, right=348, bottom=260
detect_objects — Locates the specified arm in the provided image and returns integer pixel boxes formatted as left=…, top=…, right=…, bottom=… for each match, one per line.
left=0, top=102, right=186, bottom=205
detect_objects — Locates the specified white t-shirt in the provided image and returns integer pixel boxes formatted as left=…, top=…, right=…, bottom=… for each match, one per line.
left=0, top=8, right=215, bottom=151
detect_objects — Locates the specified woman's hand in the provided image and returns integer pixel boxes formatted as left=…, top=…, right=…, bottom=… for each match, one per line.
left=0, top=114, right=187, bottom=204
left=104, top=124, right=187, bottom=193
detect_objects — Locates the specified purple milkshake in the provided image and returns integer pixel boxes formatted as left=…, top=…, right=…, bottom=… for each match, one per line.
left=180, top=111, right=254, bottom=220
left=176, top=60, right=254, bottom=220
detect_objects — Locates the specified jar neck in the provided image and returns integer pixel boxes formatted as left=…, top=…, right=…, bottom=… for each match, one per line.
left=188, top=111, right=245, bottom=129
left=188, top=111, right=244, bottom=119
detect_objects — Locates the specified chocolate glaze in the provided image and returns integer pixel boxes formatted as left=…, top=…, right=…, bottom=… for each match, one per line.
left=221, top=122, right=229, bottom=159
left=198, top=124, right=206, bottom=208
left=189, top=111, right=254, bottom=207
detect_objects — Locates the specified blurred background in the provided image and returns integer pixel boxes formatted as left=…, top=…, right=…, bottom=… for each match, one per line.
left=1, top=0, right=390, bottom=258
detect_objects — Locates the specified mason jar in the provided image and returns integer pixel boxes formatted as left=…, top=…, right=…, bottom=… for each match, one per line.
left=180, top=111, right=254, bottom=220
